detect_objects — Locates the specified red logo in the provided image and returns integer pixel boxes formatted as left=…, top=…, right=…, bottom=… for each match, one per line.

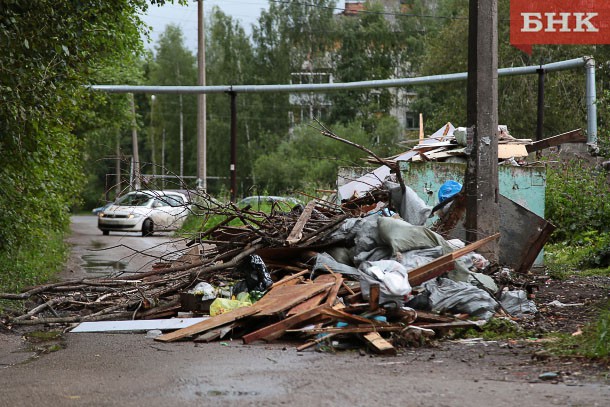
left=510, top=0, right=610, bottom=54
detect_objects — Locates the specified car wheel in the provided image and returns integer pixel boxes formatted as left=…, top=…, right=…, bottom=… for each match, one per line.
left=102, top=230, right=109, bottom=236
left=142, top=218, right=154, bottom=237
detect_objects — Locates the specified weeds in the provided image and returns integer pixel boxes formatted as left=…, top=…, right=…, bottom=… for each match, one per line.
left=546, top=305, right=610, bottom=360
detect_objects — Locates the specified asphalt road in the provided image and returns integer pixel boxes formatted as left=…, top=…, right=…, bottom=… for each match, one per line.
left=61, top=215, right=188, bottom=279
left=0, top=216, right=609, bottom=406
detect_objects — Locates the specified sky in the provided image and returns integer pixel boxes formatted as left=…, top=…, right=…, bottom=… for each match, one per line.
left=140, top=0, right=270, bottom=52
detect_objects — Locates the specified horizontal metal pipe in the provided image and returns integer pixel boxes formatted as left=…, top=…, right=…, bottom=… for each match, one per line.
left=89, top=57, right=587, bottom=95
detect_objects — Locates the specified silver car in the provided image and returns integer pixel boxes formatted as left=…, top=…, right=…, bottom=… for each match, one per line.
left=97, top=190, right=190, bottom=236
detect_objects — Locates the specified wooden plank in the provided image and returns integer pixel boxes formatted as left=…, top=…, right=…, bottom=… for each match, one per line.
left=324, top=274, right=343, bottom=307
left=498, top=144, right=528, bottom=159
left=526, top=129, right=585, bottom=153
left=369, top=283, right=380, bottom=311
left=362, top=332, right=396, bottom=355
left=254, top=282, right=334, bottom=317
left=414, top=321, right=482, bottom=330
left=271, top=269, right=309, bottom=288
left=408, top=233, right=500, bottom=286
left=288, top=325, right=403, bottom=335
left=287, top=275, right=335, bottom=316
left=285, top=200, right=317, bottom=245
left=155, top=306, right=261, bottom=343
left=194, top=322, right=240, bottom=343
left=319, top=307, right=387, bottom=326
left=242, top=304, right=331, bottom=344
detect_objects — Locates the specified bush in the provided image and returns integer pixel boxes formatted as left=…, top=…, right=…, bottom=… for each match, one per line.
left=545, top=158, right=610, bottom=242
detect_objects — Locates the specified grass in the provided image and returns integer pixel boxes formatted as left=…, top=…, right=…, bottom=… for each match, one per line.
left=545, top=240, right=610, bottom=280
left=0, top=230, right=69, bottom=312
left=0, top=230, right=68, bottom=294
left=546, top=305, right=610, bottom=360
left=453, top=318, right=537, bottom=341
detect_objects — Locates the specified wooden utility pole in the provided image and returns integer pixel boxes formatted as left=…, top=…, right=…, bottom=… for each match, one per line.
left=197, top=0, right=207, bottom=191
left=465, top=0, right=499, bottom=262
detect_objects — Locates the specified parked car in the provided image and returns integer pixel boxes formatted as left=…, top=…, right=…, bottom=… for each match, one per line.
left=237, top=196, right=302, bottom=207
left=97, top=190, right=190, bottom=236
left=92, top=202, right=113, bottom=216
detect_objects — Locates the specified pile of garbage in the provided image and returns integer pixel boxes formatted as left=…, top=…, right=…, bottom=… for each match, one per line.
left=0, top=183, right=542, bottom=354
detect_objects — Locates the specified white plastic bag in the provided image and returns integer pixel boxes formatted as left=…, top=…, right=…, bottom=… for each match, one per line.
left=358, top=260, right=412, bottom=306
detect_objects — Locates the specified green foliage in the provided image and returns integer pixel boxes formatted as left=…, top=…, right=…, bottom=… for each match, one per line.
left=546, top=305, right=610, bottom=359
left=545, top=234, right=610, bottom=279
left=545, top=159, right=610, bottom=242
left=454, top=318, right=535, bottom=341
left=0, top=0, right=164, bottom=292
left=252, top=117, right=403, bottom=194
left=0, top=230, right=68, bottom=294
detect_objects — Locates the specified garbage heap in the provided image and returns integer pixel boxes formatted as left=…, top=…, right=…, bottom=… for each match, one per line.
left=1, top=187, right=543, bottom=355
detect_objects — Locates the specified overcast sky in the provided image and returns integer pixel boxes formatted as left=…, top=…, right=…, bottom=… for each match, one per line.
left=140, top=0, right=270, bottom=52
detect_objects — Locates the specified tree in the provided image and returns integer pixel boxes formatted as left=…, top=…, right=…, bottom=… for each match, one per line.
left=0, top=0, right=177, bottom=291
left=413, top=0, right=610, bottom=138
left=147, top=24, right=198, bottom=183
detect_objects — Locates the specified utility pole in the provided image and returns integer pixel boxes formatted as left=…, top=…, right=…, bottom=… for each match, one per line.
left=129, top=93, right=141, bottom=190
left=197, top=0, right=207, bottom=191
left=465, top=0, right=499, bottom=262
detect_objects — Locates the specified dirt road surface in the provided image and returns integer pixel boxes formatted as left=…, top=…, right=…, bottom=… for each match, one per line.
left=1, top=216, right=608, bottom=406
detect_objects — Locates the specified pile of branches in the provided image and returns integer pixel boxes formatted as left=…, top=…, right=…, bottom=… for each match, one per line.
left=0, top=196, right=353, bottom=327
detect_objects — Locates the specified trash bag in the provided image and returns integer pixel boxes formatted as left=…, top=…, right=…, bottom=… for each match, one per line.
left=424, top=277, right=497, bottom=320
left=209, top=296, right=252, bottom=317
left=358, top=260, right=412, bottom=306
left=438, top=180, right=462, bottom=203
left=187, top=282, right=217, bottom=301
left=384, top=180, right=432, bottom=226
left=500, top=290, right=537, bottom=317
left=238, top=254, right=273, bottom=292
left=377, top=216, right=454, bottom=255
left=313, top=252, right=360, bottom=277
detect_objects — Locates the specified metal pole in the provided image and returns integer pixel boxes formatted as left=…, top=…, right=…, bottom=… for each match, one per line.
left=466, top=0, right=499, bottom=262
left=585, top=57, right=598, bottom=145
left=536, top=67, right=545, bottom=143
left=90, top=58, right=587, bottom=95
left=197, top=0, right=207, bottom=191
left=230, top=91, right=237, bottom=202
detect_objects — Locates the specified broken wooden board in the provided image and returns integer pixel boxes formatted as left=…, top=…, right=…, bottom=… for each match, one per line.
left=408, top=233, right=500, bottom=286
left=242, top=304, right=331, bottom=344
left=526, top=129, right=585, bottom=153
left=498, top=144, right=528, bottom=159
left=286, top=274, right=335, bottom=316
left=70, top=317, right=209, bottom=333
left=253, top=282, right=334, bottom=317
left=193, top=322, right=240, bottom=343
left=285, top=200, right=317, bottom=245
left=155, top=306, right=261, bottom=343
left=362, top=332, right=396, bottom=355
left=287, top=325, right=403, bottom=335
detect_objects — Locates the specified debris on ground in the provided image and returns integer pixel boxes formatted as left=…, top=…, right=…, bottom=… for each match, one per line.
left=0, top=123, right=589, bottom=356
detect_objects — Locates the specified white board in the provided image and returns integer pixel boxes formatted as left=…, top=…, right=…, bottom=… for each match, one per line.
left=70, top=317, right=209, bottom=333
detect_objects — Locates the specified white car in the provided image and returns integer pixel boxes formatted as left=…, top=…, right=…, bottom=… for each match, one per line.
left=97, top=190, right=190, bottom=236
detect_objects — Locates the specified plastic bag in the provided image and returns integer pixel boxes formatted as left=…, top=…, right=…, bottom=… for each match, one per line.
left=238, top=254, right=273, bottom=292
left=438, top=180, right=462, bottom=203
left=188, top=282, right=217, bottom=301
left=209, top=297, right=252, bottom=317
left=424, top=277, right=497, bottom=320
left=358, top=260, right=412, bottom=306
